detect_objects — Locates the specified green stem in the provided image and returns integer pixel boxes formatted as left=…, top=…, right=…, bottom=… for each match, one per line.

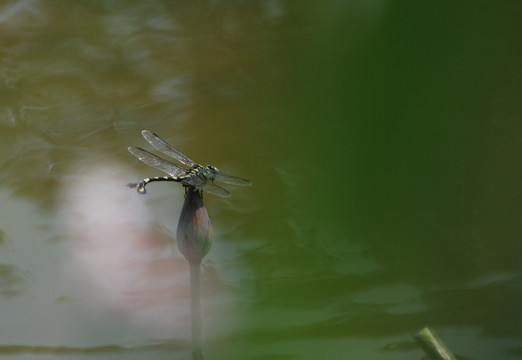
left=413, top=327, right=456, bottom=360
left=189, top=259, right=204, bottom=360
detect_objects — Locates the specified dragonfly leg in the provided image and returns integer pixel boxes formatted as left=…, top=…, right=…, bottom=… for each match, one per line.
left=127, top=176, right=182, bottom=194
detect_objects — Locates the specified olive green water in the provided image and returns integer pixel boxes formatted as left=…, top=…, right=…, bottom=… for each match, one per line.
left=1, top=2, right=521, bottom=359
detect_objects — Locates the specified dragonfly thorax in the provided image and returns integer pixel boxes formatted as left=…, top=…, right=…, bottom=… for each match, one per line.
left=199, top=165, right=219, bottom=181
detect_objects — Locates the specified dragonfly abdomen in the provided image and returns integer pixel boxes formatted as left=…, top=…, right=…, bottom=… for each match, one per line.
left=127, top=176, right=185, bottom=194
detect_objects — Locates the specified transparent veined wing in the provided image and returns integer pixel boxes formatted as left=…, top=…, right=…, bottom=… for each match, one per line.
left=175, top=173, right=230, bottom=197
left=202, top=182, right=232, bottom=198
left=141, top=130, right=196, bottom=168
left=128, top=147, right=187, bottom=177
left=214, top=171, right=252, bottom=186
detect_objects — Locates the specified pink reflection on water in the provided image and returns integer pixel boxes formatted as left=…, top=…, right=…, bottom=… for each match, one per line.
left=59, top=160, right=190, bottom=338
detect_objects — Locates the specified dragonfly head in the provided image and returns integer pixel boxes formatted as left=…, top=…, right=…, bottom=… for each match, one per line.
left=204, top=165, right=219, bottom=180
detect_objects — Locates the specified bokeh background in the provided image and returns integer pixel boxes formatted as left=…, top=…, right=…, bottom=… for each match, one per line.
left=1, top=1, right=522, bottom=359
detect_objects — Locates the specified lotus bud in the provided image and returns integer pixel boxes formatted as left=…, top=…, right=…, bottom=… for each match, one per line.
left=176, top=187, right=212, bottom=261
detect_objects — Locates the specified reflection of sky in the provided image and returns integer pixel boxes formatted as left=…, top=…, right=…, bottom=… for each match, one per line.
left=58, top=160, right=244, bottom=342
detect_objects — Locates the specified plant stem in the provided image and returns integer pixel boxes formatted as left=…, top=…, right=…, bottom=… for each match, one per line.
left=189, top=259, right=204, bottom=360
left=413, top=327, right=456, bottom=360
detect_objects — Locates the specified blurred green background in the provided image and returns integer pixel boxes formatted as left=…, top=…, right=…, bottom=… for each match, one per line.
left=1, top=1, right=521, bottom=359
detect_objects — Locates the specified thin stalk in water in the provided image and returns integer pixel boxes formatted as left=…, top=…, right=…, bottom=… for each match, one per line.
left=177, top=187, right=212, bottom=360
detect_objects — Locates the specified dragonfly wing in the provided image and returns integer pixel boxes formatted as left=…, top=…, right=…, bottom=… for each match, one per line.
left=202, top=182, right=231, bottom=198
left=141, top=130, right=196, bottom=168
left=180, top=173, right=205, bottom=188
left=214, top=171, right=252, bottom=186
left=128, top=147, right=187, bottom=177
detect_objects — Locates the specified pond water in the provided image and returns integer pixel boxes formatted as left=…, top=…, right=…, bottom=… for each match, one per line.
left=1, top=1, right=521, bottom=359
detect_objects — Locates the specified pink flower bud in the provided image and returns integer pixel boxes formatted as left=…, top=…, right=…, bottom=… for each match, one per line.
left=176, top=187, right=212, bottom=261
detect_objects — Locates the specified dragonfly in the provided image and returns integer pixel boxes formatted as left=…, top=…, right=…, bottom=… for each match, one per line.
left=127, top=130, right=252, bottom=198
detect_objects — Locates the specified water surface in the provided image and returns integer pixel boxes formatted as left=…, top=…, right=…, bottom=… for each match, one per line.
left=1, top=1, right=522, bottom=359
